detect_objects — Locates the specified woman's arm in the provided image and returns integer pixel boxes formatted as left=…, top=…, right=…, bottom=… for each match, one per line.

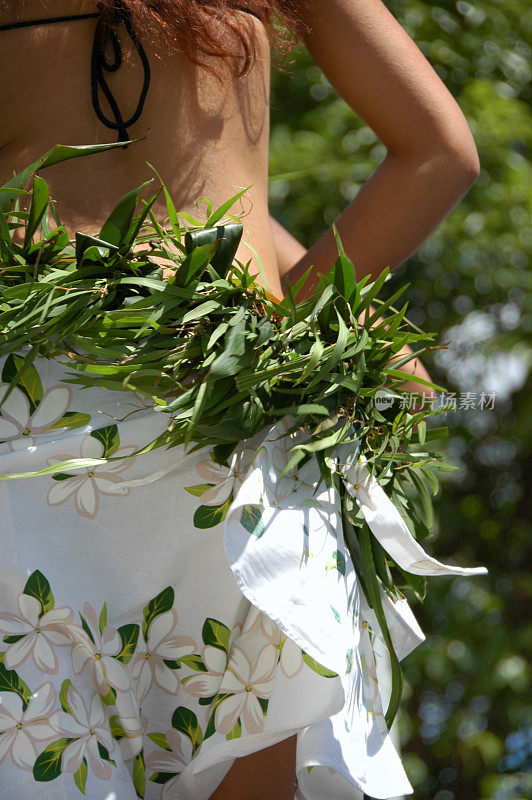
left=281, top=0, right=480, bottom=302
left=270, top=214, right=435, bottom=398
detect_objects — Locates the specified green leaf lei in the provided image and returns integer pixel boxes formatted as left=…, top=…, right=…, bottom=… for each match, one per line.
left=0, top=142, right=458, bottom=727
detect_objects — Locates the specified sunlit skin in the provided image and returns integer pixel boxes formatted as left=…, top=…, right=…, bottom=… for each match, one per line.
left=0, top=1, right=479, bottom=796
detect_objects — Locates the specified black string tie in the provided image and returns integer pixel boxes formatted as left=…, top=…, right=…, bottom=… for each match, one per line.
left=0, top=3, right=262, bottom=146
left=91, top=1, right=151, bottom=147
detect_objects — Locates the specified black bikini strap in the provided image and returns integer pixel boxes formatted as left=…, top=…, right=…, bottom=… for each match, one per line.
left=0, top=13, right=99, bottom=32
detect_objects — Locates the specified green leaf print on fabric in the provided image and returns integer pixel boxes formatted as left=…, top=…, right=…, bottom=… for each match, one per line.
left=257, top=697, right=269, bottom=714
left=23, top=569, right=55, bottom=615
left=97, top=740, right=117, bottom=766
left=133, top=750, right=146, bottom=799
left=149, top=771, right=177, bottom=784
left=161, top=658, right=182, bottom=670
left=109, top=715, right=129, bottom=741
left=147, top=732, right=173, bottom=751
left=89, top=424, right=120, bottom=458
left=33, top=737, right=76, bottom=782
left=100, top=686, right=117, bottom=706
left=184, top=483, right=214, bottom=498
left=59, top=678, right=73, bottom=713
left=203, top=693, right=233, bottom=740
left=239, top=504, right=266, bottom=538
left=78, top=611, right=96, bottom=645
left=116, top=624, right=140, bottom=664
left=226, top=718, right=242, bottom=740
left=99, top=603, right=107, bottom=634
left=0, top=660, right=32, bottom=710
left=302, top=653, right=339, bottom=678
left=1, top=353, right=44, bottom=415
left=202, top=618, right=231, bottom=653
left=193, top=493, right=233, bottom=529
left=171, top=706, right=203, bottom=754
left=73, top=758, right=88, bottom=795
left=45, top=411, right=91, bottom=431
left=325, top=549, right=346, bottom=576
left=0, top=355, right=90, bottom=447
left=142, top=586, right=174, bottom=640
left=179, top=654, right=207, bottom=672
left=346, top=648, right=354, bottom=674
left=2, top=633, right=25, bottom=644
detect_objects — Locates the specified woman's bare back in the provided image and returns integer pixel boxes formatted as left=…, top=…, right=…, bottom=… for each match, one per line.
left=0, top=0, right=281, bottom=294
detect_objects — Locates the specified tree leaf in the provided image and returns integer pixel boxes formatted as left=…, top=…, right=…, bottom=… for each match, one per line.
left=23, top=174, right=49, bottom=249
left=99, top=183, right=150, bottom=248
left=0, top=141, right=131, bottom=213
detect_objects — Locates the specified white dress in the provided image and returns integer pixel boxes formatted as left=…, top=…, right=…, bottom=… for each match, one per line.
left=0, top=348, right=485, bottom=799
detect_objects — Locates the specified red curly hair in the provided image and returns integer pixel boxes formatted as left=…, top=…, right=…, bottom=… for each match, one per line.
left=97, top=1, right=309, bottom=76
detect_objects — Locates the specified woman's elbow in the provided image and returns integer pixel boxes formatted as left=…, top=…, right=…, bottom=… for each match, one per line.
left=451, top=141, right=481, bottom=185
left=420, top=137, right=481, bottom=195
left=437, top=121, right=482, bottom=184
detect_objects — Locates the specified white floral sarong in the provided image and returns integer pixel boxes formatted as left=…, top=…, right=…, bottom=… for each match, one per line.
left=0, top=349, right=485, bottom=799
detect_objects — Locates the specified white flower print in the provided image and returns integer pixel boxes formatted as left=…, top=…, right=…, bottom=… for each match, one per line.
left=0, top=382, right=72, bottom=451
left=49, top=684, right=115, bottom=780
left=239, top=605, right=281, bottom=644
left=234, top=608, right=304, bottom=678
left=145, top=728, right=192, bottom=799
left=183, top=645, right=227, bottom=698
left=0, top=594, right=73, bottom=672
left=131, top=609, right=195, bottom=697
left=46, top=434, right=137, bottom=519
left=279, top=636, right=304, bottom=678
left=257, top=423, right=321, bottom=508
left=215, top=643, right=277, bottom=735
left=70, top=603, right=130, bottom=694
left=0, top=682, right=57, bottom=769
left=194, top=446, right=255, bottom=506
left=114, top=678, right=150, bottom=760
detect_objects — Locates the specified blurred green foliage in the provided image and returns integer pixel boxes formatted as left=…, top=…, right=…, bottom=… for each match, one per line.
left=269, top=2, right=531, bottom=799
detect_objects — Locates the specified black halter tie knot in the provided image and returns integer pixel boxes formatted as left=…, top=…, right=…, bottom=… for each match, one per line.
left=91, top=0, right=151, bottom=147
left=0, top=3, right=262, bottom=147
